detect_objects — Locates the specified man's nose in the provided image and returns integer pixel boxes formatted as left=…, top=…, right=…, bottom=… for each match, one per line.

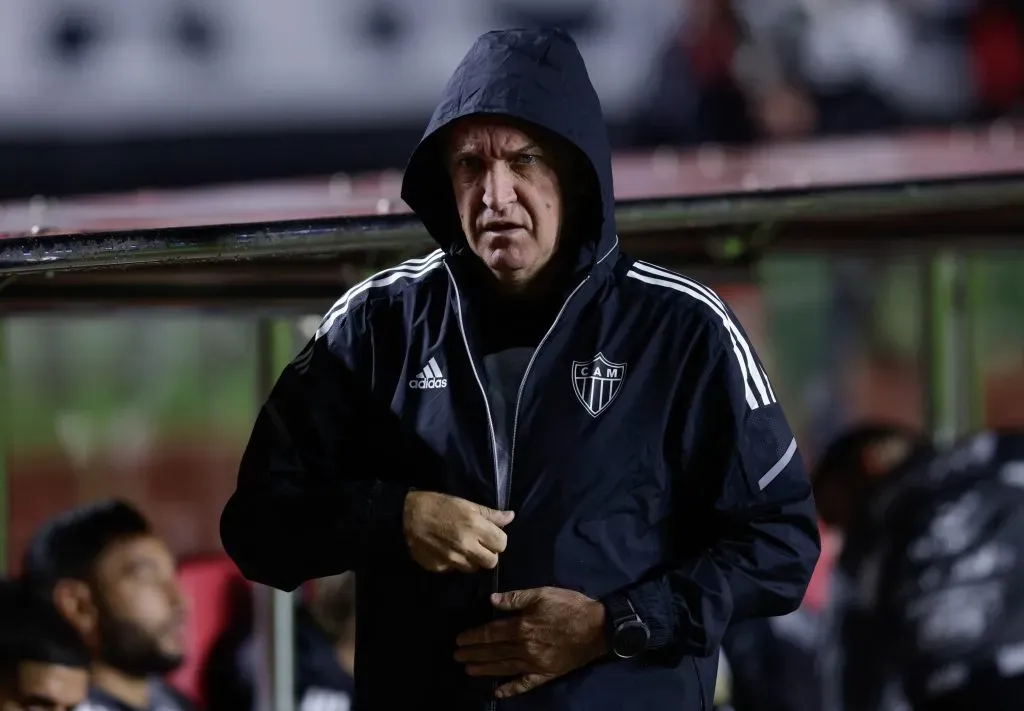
left=482, top=162, right=516, bottom=211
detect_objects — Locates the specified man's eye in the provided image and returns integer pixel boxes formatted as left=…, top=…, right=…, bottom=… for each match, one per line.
left=514, top=154, right=537, bottom=165
left=457, top=156, right=481, bottom=170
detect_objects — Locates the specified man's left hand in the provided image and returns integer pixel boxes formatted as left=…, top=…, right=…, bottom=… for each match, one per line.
left=454, top=587, right=608, bottom=699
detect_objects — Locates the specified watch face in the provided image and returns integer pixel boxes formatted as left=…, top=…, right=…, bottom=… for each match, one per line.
left=613, top=620, right=650, bottom=658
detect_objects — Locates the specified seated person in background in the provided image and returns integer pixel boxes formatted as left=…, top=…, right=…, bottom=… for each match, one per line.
left=814, top=425, right=1024, bottom=711
left=0, top=577, right=90, bottom=711
left=21, top=499, right=196, bottom=711
left=720, top=612, right=822, bottom=711
left=299, top=572, right=355, bottom=710
left=204, top=573, right=355, bottom=711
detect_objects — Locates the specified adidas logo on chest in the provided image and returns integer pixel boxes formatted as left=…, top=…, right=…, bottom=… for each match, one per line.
left=409, top=356, right=447, bottom=389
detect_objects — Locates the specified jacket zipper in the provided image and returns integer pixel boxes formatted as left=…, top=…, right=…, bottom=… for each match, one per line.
left=445, top=239, right=614, bottom=710
left=504, top=275, right=590, bottom=510
left=446, top=265, right=504, bottom=711
left=447, top=268, right=586, bottom=711
left=506, top=237, right=617, bottom=512
left=445, top=264, right=501, bottom=506
left=692, top=658, right=706, bottom=711
left=494, top=277, right=589, bottom=711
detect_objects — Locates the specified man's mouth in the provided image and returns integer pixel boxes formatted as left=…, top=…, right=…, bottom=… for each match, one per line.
left=480, top=221, right=522, bottom=234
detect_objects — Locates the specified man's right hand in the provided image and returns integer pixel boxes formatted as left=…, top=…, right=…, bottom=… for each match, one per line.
left=403, top=491, right=514, bottom=573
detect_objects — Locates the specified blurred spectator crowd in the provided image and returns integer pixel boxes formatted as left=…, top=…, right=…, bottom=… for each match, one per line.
left=0, top=0, right=1021, bottom=197
left=643, top=0, right=1024, bottom=146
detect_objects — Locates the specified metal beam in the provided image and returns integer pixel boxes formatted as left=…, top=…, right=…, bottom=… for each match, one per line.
left=1, top=175, right=1023, bottom=277
left=0, top=322, right=7, bottom=573
left=252, top=319, right=297, bottom=711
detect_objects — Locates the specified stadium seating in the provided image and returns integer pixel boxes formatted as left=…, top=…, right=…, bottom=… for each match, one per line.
left=169, top=553, right=249, bottom=708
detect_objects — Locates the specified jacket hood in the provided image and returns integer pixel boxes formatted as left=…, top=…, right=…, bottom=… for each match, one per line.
left=400, top=27, right=617, bottom=273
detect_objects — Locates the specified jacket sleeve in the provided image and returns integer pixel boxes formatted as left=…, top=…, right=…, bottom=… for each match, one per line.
left=602, top=331, right=821, bottom=661
left=220, top=299, right=420, bottom=592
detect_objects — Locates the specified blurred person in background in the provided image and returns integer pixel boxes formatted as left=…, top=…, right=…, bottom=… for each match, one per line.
left=198, top=578, right=252, bottom=711
left=814, top=424, right=1024, bottom=711
left=636, top=0, right=757, bottom=146
left=204, top=573, right=355, bottom=711
left=812, top=424, right=933, bottom=711
left=970, top=0, right=1024, bottom=118
left=222, top=25, right=819, bottom=711
left=296, top=573, right=356, bottom=711
left=0, top=578, right=90, bottom=711
left=730, top=0, right=981, bottom=139
left=720, top=611, right=822, bottom=711
left=21, top=499, right=195, bottom=711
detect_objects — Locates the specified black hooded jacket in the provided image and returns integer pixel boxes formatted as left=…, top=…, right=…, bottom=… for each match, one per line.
left=824, top=430, right=1024, bottom=711
left=221, top=27, right=820, bottom=711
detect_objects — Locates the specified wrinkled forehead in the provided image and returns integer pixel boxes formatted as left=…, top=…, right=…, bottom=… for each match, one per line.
left=445, top=115, right=547, bottom=158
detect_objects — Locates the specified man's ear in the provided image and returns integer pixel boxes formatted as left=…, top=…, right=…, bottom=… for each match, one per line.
left=52, top=578, right=99, bottom=644
left=861, top=437, right=913, bottom=479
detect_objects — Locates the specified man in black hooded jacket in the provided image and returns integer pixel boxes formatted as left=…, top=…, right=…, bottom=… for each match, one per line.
left=816, top=425, right=1024, bottom=711
left=220, top=27, right=820, bottom=711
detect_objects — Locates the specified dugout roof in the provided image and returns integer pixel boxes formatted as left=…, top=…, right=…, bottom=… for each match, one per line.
left=1, top=125, right=1022, bottom=308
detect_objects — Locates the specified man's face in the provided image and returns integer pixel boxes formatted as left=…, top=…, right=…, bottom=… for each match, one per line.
left=0, top=661, right=88, bottom=711
left=814, top=437, right=914, bottom=531
left=92, top=535, right=187, bottom=676
left=447, top=117, right=564, bottom=291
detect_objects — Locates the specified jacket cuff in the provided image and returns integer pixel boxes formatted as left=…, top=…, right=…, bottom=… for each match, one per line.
left=617, top=578, right=678, bottom=651
left=599, top=590, right=632, bottom=650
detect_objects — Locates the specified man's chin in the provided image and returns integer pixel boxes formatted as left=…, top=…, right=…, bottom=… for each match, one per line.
left=485, top=249, right=522, bottom=268
left=154, top=654, right=185, bottom=675
left=487, top=265, right=531, bottom=291
left=151, top=647, right=185, bottom=673
left=100, top=650, right=184, bottom=677
left=165, top=647, right=185, bottom=664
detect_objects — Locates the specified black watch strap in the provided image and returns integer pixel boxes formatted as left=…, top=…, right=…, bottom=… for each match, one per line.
left=603, top=593, right=639, bottom=649
left=605, top=593, right=638, bottom=626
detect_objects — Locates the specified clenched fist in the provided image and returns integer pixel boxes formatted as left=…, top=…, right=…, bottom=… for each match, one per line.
left=403, top=491, right=514, bottom=573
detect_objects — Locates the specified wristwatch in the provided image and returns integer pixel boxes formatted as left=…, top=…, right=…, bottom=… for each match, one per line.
left=603, top=594, right=650, bottom=659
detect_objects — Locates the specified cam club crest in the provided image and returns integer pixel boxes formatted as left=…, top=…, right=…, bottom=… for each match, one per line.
left=572, top=353, right=626, bottom=417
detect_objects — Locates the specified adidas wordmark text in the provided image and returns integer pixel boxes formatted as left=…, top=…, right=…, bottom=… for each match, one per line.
left=409, top=357, right=448, bottom=390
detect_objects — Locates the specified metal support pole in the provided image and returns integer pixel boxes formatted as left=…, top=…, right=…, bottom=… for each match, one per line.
left=0, top=322, right=8, bottom=573
left=827, top=257, right=873, bottom=441
left=966, top=256, right=985, bottom=431
left=253, top=319, right=297, bottom=711
left=921, top=252, right=972, bottom=445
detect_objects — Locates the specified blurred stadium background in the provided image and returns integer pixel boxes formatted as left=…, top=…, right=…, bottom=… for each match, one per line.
left=1, top=0, right=1023, bottom=709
